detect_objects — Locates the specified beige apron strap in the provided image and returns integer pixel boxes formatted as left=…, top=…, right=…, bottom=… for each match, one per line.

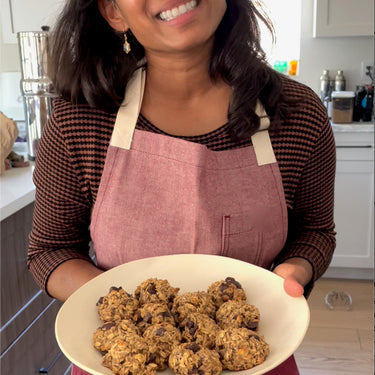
left=251, top=101, right=276, bottom=166
left=111, top=67, right=146, bottom=149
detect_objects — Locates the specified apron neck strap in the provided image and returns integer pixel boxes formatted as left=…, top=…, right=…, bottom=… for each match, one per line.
left=110, top=68, right=276, bottom=166
left=111, top=67, right=146, bottom=150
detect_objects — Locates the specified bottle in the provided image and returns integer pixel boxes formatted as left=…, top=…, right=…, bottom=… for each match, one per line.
left=320, top=70, right=330, bottom=102
left=335, top=70, right=346, bottom=91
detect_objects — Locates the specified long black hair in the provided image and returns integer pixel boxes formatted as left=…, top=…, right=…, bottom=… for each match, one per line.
left=48, top=0, right=293, bottom=138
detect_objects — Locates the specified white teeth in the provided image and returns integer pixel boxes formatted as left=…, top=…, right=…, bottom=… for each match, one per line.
left=159, top=0, right=197, bottom=21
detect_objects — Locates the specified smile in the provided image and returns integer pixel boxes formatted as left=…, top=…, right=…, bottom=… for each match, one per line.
left=159, top=0, right=198, bottom=22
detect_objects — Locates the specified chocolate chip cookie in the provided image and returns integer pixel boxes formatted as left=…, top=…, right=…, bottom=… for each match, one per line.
left=169, top=342, right=222, bottom=375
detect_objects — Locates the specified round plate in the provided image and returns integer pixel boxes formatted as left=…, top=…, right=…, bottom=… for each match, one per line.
left=55, top=254, right=310, bottom=375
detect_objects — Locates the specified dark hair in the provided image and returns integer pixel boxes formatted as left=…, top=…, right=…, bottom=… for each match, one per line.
left=48, top=0, right=293, bottom=138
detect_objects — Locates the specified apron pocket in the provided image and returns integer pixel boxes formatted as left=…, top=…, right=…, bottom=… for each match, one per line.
left=221, top=213, right=263, bottom=265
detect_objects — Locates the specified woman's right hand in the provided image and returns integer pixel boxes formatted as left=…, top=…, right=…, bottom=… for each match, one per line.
left=47, top=259, right=104, bottom=301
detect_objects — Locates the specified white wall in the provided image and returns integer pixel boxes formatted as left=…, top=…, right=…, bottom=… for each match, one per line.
left=0, top=0, right=374, bottom=120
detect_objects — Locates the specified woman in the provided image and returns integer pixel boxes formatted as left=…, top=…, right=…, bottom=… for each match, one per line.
left=27, top=0, right=336, bottom=374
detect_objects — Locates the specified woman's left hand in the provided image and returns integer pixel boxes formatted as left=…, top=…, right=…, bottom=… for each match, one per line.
left=273, top=257, right=313, bottom=297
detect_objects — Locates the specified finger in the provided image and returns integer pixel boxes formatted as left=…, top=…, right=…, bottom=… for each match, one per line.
left=283, top=277, right=304, bottom=297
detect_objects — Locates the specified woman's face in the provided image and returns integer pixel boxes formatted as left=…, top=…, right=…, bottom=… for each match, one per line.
left=101, top=0, right=227, bottom=55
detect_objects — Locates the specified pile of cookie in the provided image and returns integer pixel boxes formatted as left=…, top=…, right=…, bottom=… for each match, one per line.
left=93, top=277, right=269, bottom=375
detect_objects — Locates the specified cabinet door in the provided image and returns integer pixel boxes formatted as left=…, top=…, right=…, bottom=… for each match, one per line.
left=313, top=0, right=374, bottom=37
left=332, top=158, right=374, bottom=268
left=1, top=0, right=64, bottom=43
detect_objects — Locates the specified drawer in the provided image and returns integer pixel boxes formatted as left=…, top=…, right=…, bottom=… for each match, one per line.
left=0, top=300, right=71, bottom=374
left=1, top=203, right=42, bottom=325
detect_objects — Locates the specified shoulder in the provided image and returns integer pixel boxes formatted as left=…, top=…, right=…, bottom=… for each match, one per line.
left=51, top=97, right=117, bottom=136
left=273, top=76, right=331, bottom=139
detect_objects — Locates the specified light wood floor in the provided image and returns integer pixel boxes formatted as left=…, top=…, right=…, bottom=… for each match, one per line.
left=294, top=278, right=374, bottom=375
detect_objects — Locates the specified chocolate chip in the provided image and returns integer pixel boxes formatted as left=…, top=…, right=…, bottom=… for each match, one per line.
left=225, top=277, right=242, bottom=289
left=102, top=322, right=116, bottom=330
left=155, top=328, right=166, bottom=337
left=144, top=312, right=153, bottom=324
left=160, top=311, right=172, bottom=319
left=246, top=322, right=259, bottom=330
left=109, top=286, right=122, bottom=292
left=147, top=284, right=157, bottom=295
left=185, top=319, right=198, bottom=336
left=96, top=297, right=104, bottom=306
left=185, top=343, right=201, bottom=353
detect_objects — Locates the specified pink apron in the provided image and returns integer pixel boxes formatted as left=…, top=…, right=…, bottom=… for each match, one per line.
left=72, top=68, right=298, bottom=375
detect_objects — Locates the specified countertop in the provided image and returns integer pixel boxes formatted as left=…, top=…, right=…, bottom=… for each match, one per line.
left=0, top=160, right=35, bottom=221
left=0, top=122, right=373, bottom=221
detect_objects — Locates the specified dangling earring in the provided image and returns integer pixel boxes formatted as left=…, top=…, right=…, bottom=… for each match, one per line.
left=123, top=31, right=131, bottom=54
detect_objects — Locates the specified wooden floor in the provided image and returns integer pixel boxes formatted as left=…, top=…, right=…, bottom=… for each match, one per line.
left=294, top=278, right=374, bottom=375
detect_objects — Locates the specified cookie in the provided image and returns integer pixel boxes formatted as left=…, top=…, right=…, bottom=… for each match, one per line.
left=172, top=291, right=216, bottom=323
left=215, top=328, right=269, bottom=370
left=93, top=319, right=140, bottom=353
left=207, top=277, right=247, bottom=309
left=97, top=286, right=139, bottom=323
left=216, top=300, right=260, bottom=331
left=169, top=342, right=222, bottom=375
left=133, top=302, right=175, bottom=333
left=143, top=322, right=182, bottom=370
left=102, top=333, right=158, bottom=375
left=134, top=278, right=180, bottom=308
left=179, top=313, right=220, bottom=349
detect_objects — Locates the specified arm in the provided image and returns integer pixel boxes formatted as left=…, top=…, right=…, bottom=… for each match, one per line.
left=272, top=98, right=336, bottom=297
left=27, top=101, right=104, bottom=301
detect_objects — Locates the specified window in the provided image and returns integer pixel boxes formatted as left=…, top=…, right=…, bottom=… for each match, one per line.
left=257, top=0, right=302, bottom=75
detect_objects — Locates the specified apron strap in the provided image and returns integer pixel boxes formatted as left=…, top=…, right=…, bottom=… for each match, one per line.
left=251, top=102, right=276, bottom=166
left=110, top=68, right=276, bottom=166
left=111, top=67, right=146, bottom=149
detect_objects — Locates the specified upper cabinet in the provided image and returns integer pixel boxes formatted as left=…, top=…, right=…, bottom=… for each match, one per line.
left=1, top=0, right=64, bottom=44
left=313, top=0, right=374, bottom=37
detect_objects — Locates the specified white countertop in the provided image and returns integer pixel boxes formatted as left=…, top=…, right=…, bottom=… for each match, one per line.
left=0, top=121, right=373, bottom=221
left=331, top=121, right=374, bottom=132
left=0, top=160, right=35, bottom=221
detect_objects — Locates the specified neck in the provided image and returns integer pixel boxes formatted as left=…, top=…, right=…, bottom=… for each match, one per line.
left=144, top=41, right=216, bottom=102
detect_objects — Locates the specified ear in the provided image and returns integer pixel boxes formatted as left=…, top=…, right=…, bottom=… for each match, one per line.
left=97, top=0, right=129, bottom=32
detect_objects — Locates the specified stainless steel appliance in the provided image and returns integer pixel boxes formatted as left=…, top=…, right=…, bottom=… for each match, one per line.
left=18, top=28, right=56, bottom=160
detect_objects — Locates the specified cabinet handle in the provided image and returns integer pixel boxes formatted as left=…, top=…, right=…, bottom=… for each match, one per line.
left=336, top=145, right=373, bottom=148
left=39, top=351, right=63, bottom=373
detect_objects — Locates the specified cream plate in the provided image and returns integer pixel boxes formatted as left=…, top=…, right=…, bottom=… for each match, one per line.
left=55, top=254, right=310, bottom=375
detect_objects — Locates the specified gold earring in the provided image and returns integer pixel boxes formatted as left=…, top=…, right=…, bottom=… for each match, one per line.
left=123, top=31, right=131, bottom=54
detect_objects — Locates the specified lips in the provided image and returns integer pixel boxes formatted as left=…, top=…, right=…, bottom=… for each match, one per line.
left=158, top=0, right=198, bottom=22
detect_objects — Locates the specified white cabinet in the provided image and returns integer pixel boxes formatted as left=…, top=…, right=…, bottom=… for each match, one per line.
left=1, top=0, right=64, bottom=43
left=313, top=0, right=374, bottom=37
left=327, top=124, right=374, bottom=278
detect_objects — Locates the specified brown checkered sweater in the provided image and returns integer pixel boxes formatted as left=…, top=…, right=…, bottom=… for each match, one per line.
left=27, top=77, right=336, bottom=295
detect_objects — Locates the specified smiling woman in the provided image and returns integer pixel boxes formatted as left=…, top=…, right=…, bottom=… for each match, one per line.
left=27, top=1, right=336, bottom=375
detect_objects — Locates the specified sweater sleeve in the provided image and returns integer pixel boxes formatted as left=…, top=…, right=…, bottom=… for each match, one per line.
left=272, top=98, right=337, bottom=296
left=27, top=105, right=95, bottom=293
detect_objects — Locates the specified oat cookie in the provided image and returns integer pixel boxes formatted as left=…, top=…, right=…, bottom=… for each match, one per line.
left=93, top=319, right=140, bottom=353
left=143, top=322, right=182, bottom=370
left=207, top=277, right=247, bottom=308
left=169, top=342, right=222, bottom=375
left=133, top=302, right=175, bottom=333
left=179, top=313, right=220, bottom=349
left=102, top=333, right=157, bottom=375
left=97, top=286, right=139, bottom=323
left=215, top=328, right=269, bottom=370
left=134, top=278, right=180, bottom=308
left=171, top=291, right=216, bottom=323
left=216, top=300, right=260, bottom=331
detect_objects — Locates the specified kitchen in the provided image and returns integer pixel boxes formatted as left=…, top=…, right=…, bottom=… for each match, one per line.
left=0, top=0, right=374, bottom=374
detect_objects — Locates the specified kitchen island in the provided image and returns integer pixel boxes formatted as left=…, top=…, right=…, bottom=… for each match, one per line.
left=0, top=149, right=71, bottom=374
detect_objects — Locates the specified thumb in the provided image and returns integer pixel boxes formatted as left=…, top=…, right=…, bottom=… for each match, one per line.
left=283, top=276, right=304, bottom=297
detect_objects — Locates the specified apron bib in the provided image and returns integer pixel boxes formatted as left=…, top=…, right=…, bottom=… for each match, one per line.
left=72, top=68, right=297, bottom=375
